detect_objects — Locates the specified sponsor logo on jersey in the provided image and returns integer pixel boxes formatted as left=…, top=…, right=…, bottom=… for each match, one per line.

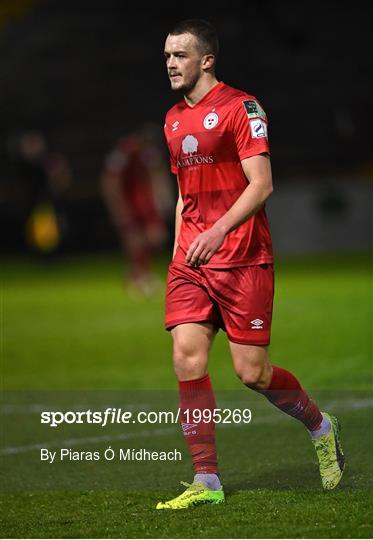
left=172, top=120, right=179, bottom=132
left=250, top=119, right=267, bottom=139
left=203, top=112, right=219, bottom=129
left=177, top=135, right=214, bottom=168
left=243, top=99, right=266, bottom=119
left=250, top=318, right=264, bottom=329
left=182, top=134, right=198, bottom=155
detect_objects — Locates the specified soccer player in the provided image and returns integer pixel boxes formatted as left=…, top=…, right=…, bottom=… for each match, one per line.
left=101, top=125, right=171, bottom=295
left=156, top=19, right=344, bottom=509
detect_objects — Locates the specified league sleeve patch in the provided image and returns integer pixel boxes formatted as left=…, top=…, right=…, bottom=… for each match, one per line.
left=250, top=119, right=268, bottom=139
left=243, top=99, right=266, bottom=119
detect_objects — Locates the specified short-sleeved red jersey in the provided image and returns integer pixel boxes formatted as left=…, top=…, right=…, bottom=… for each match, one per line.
left=164, top=81, right=273, bottom=268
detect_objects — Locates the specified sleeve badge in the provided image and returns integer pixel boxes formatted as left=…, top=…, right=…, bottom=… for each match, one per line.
left=243, top=99, right=266, bottom=120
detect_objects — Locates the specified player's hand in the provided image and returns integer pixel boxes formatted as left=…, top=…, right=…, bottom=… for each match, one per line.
left=186, top=225, right=226, bottom=266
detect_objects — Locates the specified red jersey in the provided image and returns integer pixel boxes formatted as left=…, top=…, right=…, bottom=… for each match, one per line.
left=164, top=81, right=273, bottom=268
left=104, top=135, right=163, bottom=225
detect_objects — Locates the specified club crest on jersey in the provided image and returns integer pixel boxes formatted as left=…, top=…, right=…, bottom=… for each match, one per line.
left=203, top=112, right=219, bottom=130
left=178, top=135, right=214, bottom=168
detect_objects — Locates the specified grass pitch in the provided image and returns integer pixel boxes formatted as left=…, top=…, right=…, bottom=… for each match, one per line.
left=1, top=253, right=372, bottom=538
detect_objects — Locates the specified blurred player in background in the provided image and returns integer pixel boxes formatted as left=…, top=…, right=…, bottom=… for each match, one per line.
left=101, top=124, right=174, bottom=295
left=156, top=19, right=345, bottom=510
left=8, top=129, right=71, bottom=255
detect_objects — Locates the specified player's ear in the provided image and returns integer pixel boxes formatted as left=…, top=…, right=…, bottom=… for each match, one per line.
left=202, top=54, right=216, bottom=71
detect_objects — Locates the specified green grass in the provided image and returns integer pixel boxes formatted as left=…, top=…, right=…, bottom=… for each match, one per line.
left=1, top=489, right=372, bottom=538
left=2, top=253, right=371, bottom=391
left=0, top=253, right=372, bottom=538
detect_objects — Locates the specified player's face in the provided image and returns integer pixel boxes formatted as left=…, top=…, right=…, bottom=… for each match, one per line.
left=164, top=33, right=204, bottom=93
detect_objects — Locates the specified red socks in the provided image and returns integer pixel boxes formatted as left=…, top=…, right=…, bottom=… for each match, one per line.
left=178, top=374, right=218, bottom=474
left=259, top=365, right=323, bottom=431
left=178, top=367, right=321, bottom=474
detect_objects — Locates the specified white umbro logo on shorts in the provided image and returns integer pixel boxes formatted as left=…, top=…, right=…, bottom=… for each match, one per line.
left=251, top=318, right=264, bottom=329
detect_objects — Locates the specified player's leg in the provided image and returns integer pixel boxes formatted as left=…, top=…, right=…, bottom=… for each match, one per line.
left=157, top=322, right=224, bottom=509
left=172, top=321, right=212, bottom=380
left=229, top=341, right=345, bottom=490
left=230, top=342, right=323, bottom=428
left=116, top=220, right=150, bottom=292
left=157, top=265, right=225, bottom=509
left=172, top=322, right=219, bottom=478
left=205, top=264, right=344, bottom=489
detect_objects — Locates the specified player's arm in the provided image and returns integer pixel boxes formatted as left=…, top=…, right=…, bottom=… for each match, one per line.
left=101, top=170, right=130, bottom=228
left=101, top=147, right=134, bottom=229
left=186, top=153, right=273, bottom=266
left=216, top=153, right=273, bottom=232
left=173, top=183, right=183, bottom=259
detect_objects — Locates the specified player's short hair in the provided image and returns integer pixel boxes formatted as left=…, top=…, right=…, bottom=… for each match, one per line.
left=168, top=19, right=219, bottom=58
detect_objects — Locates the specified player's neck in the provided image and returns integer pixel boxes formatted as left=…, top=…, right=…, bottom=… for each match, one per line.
left=184, top=76, right=219, bottom=107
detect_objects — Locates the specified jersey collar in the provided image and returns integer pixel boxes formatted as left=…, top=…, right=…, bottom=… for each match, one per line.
left=184, top=81, right=224, bottom=109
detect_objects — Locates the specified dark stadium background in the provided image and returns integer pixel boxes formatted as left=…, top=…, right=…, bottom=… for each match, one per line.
left=1, top=0, right=372, bottom=254
left=1, top=3, right=372, bottom=539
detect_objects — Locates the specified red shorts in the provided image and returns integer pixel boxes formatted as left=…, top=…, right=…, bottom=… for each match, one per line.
left=165, top=262, right=274, bottom=346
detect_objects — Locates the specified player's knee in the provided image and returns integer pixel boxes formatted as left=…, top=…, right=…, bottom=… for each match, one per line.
left=173, top=346, right=207, bottom=381
left=235, top=360, right=272, bottom=390
left=231, top=344, right=272, bottom=389
left=237, top=367, right=263, bottom=388
left=173, top=355, right=207, bottom=381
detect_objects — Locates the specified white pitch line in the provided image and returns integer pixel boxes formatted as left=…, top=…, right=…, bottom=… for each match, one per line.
left=1, top=408, right=291, bottom=455
left=1, top=397, right=372, bottom=456
left=0, top=426, right=176, bottom=456
left=323, top=398, right=373, bottom=410
left=2, top=396, right=372, bottom=414
left=0, top=403, right=151, bottom=415
left=0, top=416, right=277, bottom=456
